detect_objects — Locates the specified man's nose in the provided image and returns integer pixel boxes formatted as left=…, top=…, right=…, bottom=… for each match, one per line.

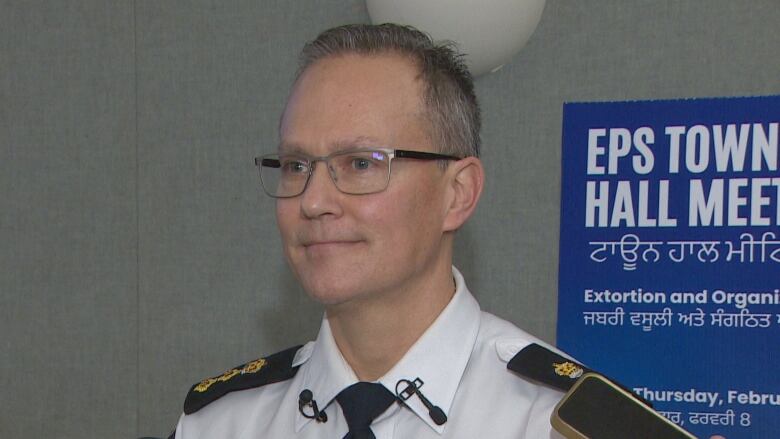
left=299, top=161, right=343, bottom=218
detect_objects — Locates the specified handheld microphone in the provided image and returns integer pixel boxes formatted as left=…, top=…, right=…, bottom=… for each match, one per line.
left=298, top=389, right=328, bottom=423
left=395, top=378, right=448, bottom=426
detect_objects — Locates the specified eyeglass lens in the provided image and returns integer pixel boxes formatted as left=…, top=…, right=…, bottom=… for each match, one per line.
left=259, top=150, right=391, bottom=197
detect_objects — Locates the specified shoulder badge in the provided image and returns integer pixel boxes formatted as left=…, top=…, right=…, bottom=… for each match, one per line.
left=507, top=343, right=652, bottom=407
left=506, top=343, right=593, bottom=392
left=183, top=344, right=303, bottom=414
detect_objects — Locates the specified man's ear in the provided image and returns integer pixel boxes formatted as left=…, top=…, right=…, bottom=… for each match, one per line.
left=442, top=156, right=484, bottom=232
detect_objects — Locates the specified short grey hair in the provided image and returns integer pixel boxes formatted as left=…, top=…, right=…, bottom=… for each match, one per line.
left=294, top=23, right=481, bottom=158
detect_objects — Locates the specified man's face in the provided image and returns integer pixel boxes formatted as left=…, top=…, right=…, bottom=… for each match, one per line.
left=276, top=54, right=451, bottom=307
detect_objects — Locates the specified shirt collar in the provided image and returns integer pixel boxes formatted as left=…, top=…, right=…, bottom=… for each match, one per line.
left=294, top=317, right=358, bottom=432
left=377, top=266, right=480, bottom=434
left=294, top=266, right=481, bottom=434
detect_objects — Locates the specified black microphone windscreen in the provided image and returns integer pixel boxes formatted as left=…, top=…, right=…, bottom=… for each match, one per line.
left=430, top=407, right=447, bottom=425
left=299, top=389, right=313, bottom=403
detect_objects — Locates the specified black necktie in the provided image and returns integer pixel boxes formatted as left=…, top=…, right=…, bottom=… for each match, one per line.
left=336, top=382, right=397, bottom=439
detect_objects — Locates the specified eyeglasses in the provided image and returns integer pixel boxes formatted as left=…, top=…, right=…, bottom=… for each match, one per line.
left=254, top=148, right=460, bottom=198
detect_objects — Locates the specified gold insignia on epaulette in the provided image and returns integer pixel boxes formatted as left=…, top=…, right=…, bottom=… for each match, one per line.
left=241, top=358, right=267, bottom=374
left=193, top=357, right=269, bottom=393
left=194, top=377, right=218, bottom=393
left=218, top=368, right=241, bottom=382
left=553, top=361, right=583, bottom=379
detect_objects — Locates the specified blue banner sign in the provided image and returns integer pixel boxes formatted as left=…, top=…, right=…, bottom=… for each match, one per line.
left=557, top=95, right=780, bottom=439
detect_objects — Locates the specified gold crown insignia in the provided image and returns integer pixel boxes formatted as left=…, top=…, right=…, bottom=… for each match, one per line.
left=553, top=361, right=583, bottom=379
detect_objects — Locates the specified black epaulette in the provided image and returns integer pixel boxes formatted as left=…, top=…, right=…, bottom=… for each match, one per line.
left=507, top=343, right=595, bottom=392
left=183, top=344, right=303, bottom=415
left=507, top=343, right=652, bottom=407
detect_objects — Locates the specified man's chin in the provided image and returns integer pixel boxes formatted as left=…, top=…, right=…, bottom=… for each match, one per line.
left=291, top=259, right=371, bottom=301
left=304, top=288, right=362, bottom=307
left=301, top=278, right=372, bottom=308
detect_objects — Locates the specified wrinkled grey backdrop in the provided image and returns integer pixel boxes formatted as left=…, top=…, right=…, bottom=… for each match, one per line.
left=2, top=1, right=778, bottom=437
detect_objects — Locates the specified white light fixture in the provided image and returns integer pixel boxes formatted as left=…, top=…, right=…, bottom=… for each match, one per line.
left=366, top=0, right=546, bottom=76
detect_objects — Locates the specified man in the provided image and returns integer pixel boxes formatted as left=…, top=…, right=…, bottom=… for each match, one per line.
left=172, top=23, right=565, bottom=438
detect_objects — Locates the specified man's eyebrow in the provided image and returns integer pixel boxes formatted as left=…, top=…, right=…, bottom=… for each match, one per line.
left=337, top=136, right=383, bottom=147
left=279, top=136, right=386, bottom=154
left=277, top=142, right=307, bottom=154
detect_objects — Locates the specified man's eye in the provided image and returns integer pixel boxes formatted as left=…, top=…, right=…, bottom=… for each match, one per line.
left=351, top=158, right=372, bottom=170
left=282, top=160, right=307, bottom=173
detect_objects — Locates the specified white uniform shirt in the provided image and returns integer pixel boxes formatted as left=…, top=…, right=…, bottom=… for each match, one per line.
left=175, top=268, right=565, bottom=438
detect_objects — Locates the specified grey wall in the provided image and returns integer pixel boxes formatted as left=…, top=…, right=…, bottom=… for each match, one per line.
left=1, top=1, right=778, bottom=437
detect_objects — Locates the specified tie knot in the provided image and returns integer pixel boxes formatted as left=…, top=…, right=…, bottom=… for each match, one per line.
left=336, top=382, right=397, bottom=438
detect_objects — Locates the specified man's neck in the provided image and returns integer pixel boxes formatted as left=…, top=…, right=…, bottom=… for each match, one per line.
left=325, top=262, right=456, bottom=381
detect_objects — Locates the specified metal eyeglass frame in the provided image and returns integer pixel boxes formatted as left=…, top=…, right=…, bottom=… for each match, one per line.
left=254, top=147, right=461, bottom=198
